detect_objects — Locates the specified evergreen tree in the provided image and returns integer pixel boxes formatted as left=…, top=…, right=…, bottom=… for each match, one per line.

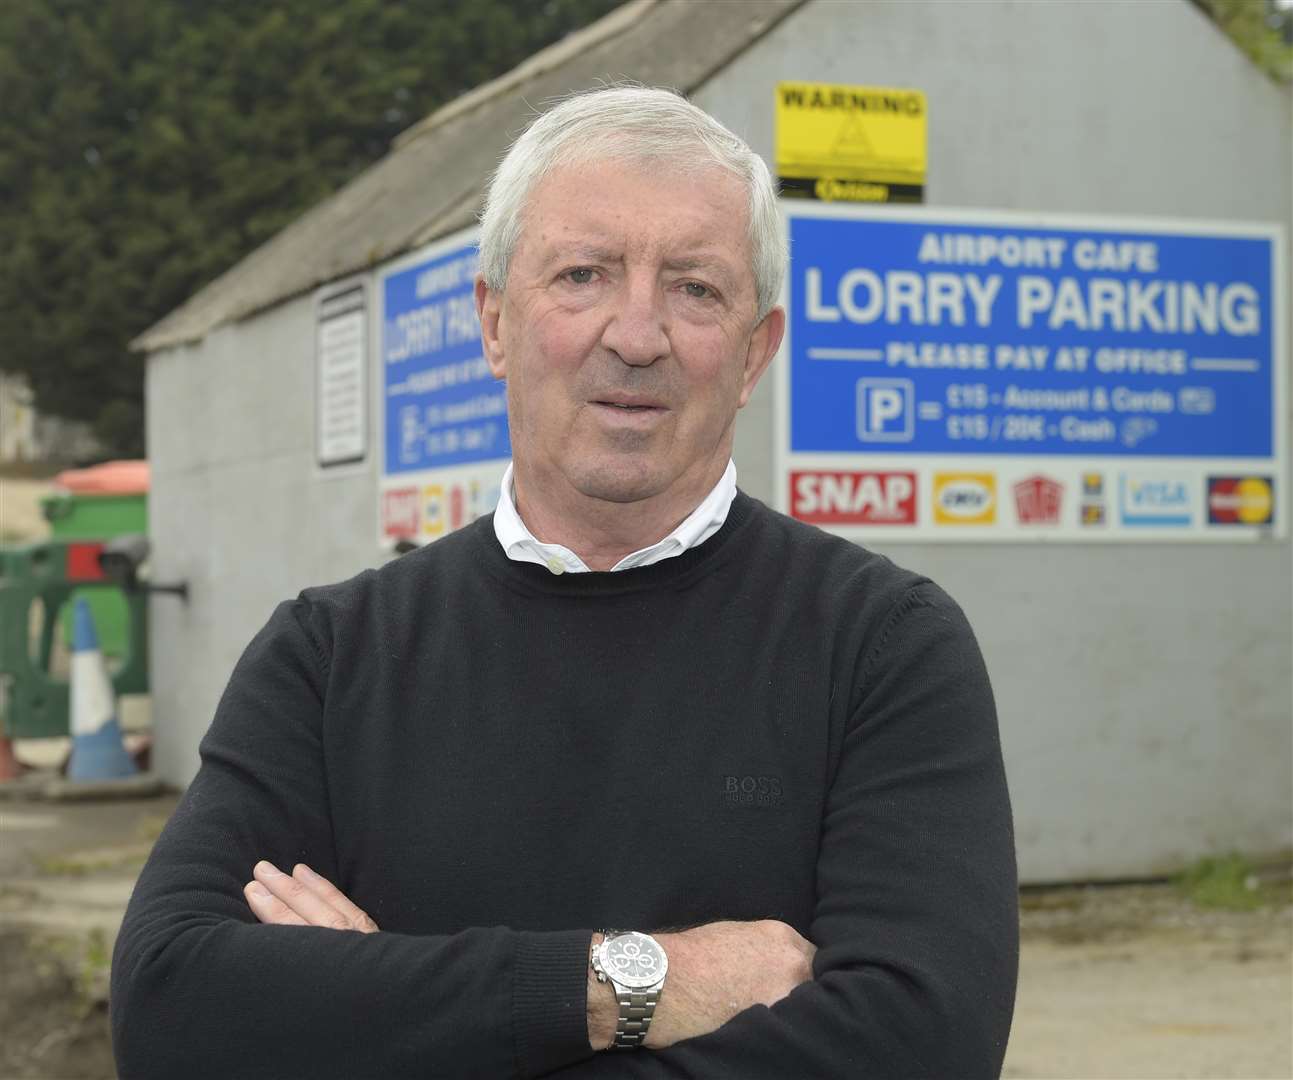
left=1201, top=0, right=1293, bottom=81
left=0, top=0, right=623, bottom=458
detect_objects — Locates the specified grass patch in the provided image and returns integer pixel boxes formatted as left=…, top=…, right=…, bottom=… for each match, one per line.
left=134, top=813, right=168, bottom=842
left=33, top=855, right=93, bottom=877
left=77, top=927, right=110, bottom=1001
left=35, top=843, right=152, bottom=877
left=1174, top=854, right=1279, bottom=911
left=30, top=928, right=111, bottom=1006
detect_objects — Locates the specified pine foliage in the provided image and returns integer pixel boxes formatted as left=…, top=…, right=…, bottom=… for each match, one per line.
left=0, top=0, right=623, bottom=457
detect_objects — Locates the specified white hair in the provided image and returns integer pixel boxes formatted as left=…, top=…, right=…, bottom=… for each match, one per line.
left=478, top=86, right=785, bottom=318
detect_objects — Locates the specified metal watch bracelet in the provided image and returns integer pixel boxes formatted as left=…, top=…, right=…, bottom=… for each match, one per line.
left=610, top=987, right=660, bottom=1049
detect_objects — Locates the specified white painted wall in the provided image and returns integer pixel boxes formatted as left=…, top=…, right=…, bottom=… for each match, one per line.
left=147, top=290, right=383, bottom=784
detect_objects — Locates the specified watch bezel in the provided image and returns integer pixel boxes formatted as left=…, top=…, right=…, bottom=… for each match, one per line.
left=597, top=930, right=668, bottom=989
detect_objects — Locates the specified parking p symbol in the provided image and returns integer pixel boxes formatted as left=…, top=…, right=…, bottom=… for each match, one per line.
left=857, top=378, right=914, bottom=442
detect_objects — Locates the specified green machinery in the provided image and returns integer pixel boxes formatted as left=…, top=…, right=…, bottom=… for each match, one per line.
left=42, top=487, right=148, bottom=656
left=0, top=539, right=149, bottom=739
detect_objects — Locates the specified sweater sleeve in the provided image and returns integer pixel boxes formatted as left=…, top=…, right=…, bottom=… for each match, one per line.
left=542, top=582, right=1019, bottom=1079
left=110, top=598, right=596, bottom=1080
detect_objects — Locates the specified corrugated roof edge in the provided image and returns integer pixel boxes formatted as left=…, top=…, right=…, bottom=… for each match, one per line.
left=132, top=0, right=807, bottom=353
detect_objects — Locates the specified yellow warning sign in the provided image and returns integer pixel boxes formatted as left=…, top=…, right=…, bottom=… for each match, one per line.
left=776, top=82, right=927, bottom=204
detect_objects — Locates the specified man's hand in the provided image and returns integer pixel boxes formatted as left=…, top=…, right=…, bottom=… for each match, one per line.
left=243, top=861, right=379, bottom=933
left=587, top=921, right=816, bottom=1051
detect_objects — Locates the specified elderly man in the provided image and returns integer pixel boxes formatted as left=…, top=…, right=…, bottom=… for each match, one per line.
left=112, top=87, right=1017, bottom=1078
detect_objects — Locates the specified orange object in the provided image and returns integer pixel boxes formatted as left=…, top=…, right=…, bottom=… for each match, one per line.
left=0, top=734, right=27, bottom=782
left=55, top=459, right=150, bottom=495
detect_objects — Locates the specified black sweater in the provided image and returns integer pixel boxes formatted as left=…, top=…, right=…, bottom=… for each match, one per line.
left=111, top=492, right=1018, bottom=1078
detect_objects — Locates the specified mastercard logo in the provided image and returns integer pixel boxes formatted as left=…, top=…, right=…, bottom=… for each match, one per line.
left=1207, top=476, right=1274, bottom=526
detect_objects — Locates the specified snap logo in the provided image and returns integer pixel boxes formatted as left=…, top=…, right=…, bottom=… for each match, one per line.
left=790, top=470, right=917, bottom=525
left=722, top=775, right=785, bottom=808
left=382, top=488, right=419, bottom=538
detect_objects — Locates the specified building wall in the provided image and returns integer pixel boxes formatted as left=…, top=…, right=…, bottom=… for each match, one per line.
left=704, top=0, right=1293, bottom=880
left=148, top=0, right=1292, bottom=881
left=147, top=291, right=380, bottom=785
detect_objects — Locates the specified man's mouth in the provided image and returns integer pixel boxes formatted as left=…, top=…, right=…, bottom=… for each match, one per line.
left=593, top=399, right=664, bottom=412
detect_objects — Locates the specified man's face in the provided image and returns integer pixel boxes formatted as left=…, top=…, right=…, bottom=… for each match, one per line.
left=476, top=157, right=784, bottom=511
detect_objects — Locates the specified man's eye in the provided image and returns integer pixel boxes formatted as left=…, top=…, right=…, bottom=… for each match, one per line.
left=682, top=282, right=712, bottom=299
left=566, top=268, right=595, bottom=284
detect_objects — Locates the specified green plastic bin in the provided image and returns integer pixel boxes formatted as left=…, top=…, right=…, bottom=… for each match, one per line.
left=42, top=491, right=148, bottom=540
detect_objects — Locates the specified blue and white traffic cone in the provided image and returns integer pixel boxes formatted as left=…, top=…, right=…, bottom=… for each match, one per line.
left=67, top=598, right=138, bottom=782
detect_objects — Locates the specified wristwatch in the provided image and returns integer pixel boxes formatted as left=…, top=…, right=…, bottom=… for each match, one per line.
left=590, top=929, right=669, bottom=1049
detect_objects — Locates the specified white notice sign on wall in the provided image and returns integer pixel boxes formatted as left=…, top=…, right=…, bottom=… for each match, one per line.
left=316, top=286, right=367, bottom=467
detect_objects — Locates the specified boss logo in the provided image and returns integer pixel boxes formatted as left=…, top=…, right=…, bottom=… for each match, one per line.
left=722, top=775, right=784, bottom=807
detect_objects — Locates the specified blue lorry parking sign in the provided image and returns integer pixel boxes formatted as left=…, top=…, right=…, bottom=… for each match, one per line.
left=778, top=204, right=1284, bottom=540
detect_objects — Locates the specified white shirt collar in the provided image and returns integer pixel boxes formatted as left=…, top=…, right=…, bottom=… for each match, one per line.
left=493, top=460, right=737, bottom=574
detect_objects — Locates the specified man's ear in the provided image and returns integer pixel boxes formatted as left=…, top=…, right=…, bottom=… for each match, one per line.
left=738, top=305, right=785, bottom=408
left=475, top=276, right=506, bottom=379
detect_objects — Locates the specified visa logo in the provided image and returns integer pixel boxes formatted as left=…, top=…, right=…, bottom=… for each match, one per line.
left=1128, top=481, right=1188, bottom=508
left=1120, top=474, right=1192, bottom=526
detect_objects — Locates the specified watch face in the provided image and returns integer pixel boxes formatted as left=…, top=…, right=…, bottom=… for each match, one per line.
left=602, top=931, right=667, bottom=989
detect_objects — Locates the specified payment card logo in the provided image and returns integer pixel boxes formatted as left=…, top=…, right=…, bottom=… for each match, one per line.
left=1207, top=476, right=1274, bottom=526
left=1080, top=472, right=1106, bottom=526
left=422, top=484, right=446, bottom=537
left=790, top=471, right=917, bottom=525
left=1119, top=474, right=1192, bottom=526
left=933, top=473, right=996, bottom=525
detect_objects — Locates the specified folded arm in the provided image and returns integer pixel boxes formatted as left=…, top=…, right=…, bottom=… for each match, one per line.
left=110, top=599, right=595, bottom=1080
left=245, top=865, right=818, bottom=1054
left=543, top=584, right=1019, bottom=1078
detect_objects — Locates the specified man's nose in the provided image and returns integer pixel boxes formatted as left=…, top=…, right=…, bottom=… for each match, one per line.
left=600, top=278, right=669, bottom=367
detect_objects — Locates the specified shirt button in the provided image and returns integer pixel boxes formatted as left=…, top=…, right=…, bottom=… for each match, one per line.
left=545, top=557, right=565, bottom=575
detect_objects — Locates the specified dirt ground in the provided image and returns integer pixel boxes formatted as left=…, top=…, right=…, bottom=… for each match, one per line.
left=1, top=791, right=1290, bottom=1079
left=0, top=792, right=175, bottom=1080
left=1005, top=881, right=1293, bottom=1079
